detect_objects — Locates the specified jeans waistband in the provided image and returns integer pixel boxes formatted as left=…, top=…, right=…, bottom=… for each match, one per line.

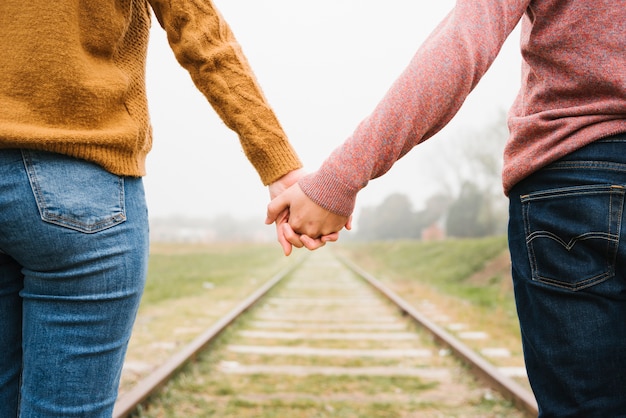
left=554, top=133, right=626, bottom=165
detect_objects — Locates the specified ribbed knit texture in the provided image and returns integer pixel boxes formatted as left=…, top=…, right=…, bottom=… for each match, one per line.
left=299, top=0, right=626, bottom=217
left=0, top=0, right=301, bottom=185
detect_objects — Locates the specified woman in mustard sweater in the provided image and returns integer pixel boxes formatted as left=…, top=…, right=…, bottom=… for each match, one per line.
left=268, top=0, right=626, bottom=416
left=0, top=1, right=309, bottom=416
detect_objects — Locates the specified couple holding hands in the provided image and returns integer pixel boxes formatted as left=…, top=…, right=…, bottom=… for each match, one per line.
left=1, top=0, right=624, bottom=416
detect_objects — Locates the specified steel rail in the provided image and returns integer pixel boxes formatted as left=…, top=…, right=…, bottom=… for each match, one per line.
left=112, top=256, right=306, bottom=418
left=336, top=254, right=539, bottom=417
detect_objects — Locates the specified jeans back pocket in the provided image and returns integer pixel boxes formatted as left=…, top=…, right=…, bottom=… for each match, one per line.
left=22, top=150, right=126, bottom=233
left=521, top=184, right=624, bottom=291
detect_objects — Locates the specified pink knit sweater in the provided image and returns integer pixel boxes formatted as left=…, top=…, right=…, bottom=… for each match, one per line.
left=299, top=0, right=626, bottom=217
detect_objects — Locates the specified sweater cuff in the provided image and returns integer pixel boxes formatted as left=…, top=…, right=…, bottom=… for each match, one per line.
left=298, top=168, right=359, bottom=217
left=251, top=140, right=303, bottom=185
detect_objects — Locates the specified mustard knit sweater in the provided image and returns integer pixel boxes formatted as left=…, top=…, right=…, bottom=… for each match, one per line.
left=0, top=0, right=301, bottom=185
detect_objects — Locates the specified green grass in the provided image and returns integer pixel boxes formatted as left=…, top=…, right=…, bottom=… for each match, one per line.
left=141, top=243, right=292, bottom=305
left=337, top=236, right=511, bottom=308
left=339, top=236, right=507, bottom=283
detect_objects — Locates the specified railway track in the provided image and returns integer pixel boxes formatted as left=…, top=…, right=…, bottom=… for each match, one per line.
left=115, top=247, right=537, bottom=417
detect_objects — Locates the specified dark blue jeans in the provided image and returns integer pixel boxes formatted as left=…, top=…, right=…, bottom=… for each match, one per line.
left=508, top=134, right=626, bottom=417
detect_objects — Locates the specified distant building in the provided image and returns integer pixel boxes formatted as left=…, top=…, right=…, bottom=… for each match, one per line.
left=421, top=219, right=446, bottom=241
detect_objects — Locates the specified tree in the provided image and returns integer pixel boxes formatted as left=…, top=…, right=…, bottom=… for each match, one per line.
left=445, top=181, right=494, bottom=237
left=356, top=193, right=421, bottom=240
left=439, top=110, right=509, bottom=236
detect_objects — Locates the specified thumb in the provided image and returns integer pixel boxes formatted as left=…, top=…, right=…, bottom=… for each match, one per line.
left=265, top=193, right=290, bottom=225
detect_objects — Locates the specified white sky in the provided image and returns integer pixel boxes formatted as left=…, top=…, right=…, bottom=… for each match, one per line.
left=143, top=0, right=522, bottom=223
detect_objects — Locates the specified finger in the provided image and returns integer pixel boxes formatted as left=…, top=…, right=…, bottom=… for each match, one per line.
left=282, top=223, right=304, bottom=248
left=300, top=235, right=326, bottom=250
left=321, top=232, right=340, bottom=243
left=276, top=224, right=292, bottom=256
left=278, top=236, right=292, bottom=256
left=265, top=195, right=289, bottom=225
left=345, top=215, right=353, bottom=230
left=274, top=209, right=292, bottom=256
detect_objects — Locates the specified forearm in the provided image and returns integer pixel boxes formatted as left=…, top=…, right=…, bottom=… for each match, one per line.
left=300, top=0, right=526, bottom=215
left=149, top=0, right=302, bottom=184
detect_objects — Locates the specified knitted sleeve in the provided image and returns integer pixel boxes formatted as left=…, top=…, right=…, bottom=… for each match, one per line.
left=299, top=0, right=529, bottom=216
left=148, top=0, right=302, bottom=185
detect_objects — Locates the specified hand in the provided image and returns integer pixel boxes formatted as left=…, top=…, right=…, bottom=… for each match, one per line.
left=268, top=169, right=330, bottom=255
left=268, top=169, right=305, bottom=256
left=268, top=168, right=306, bottom=200
left=266, top=182, right=351, bottom=254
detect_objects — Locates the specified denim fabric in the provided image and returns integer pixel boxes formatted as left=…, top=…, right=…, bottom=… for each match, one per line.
left=508, top=134, right=626, bottom=417
left=0, top=149, right=149, bottom=417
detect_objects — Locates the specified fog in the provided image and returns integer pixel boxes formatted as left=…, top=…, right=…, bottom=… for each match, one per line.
left=143, top=1, right=522, bottom=225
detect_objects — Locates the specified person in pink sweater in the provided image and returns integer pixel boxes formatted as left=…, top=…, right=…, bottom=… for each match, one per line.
left=267, top=0, right=626, bottom=416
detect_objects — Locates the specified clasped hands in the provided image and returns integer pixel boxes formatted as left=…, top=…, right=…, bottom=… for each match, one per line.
left=267, top=169, right=352, bottom=256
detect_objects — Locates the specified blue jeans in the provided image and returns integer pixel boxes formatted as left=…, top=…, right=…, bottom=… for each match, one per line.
left=508, top=134, right=626, bottom=417
left=0, top=149, right=149, bottom=417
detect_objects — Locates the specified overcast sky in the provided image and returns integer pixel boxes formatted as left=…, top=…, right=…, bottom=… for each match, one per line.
left=143, top=0, right=522, bottom=224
